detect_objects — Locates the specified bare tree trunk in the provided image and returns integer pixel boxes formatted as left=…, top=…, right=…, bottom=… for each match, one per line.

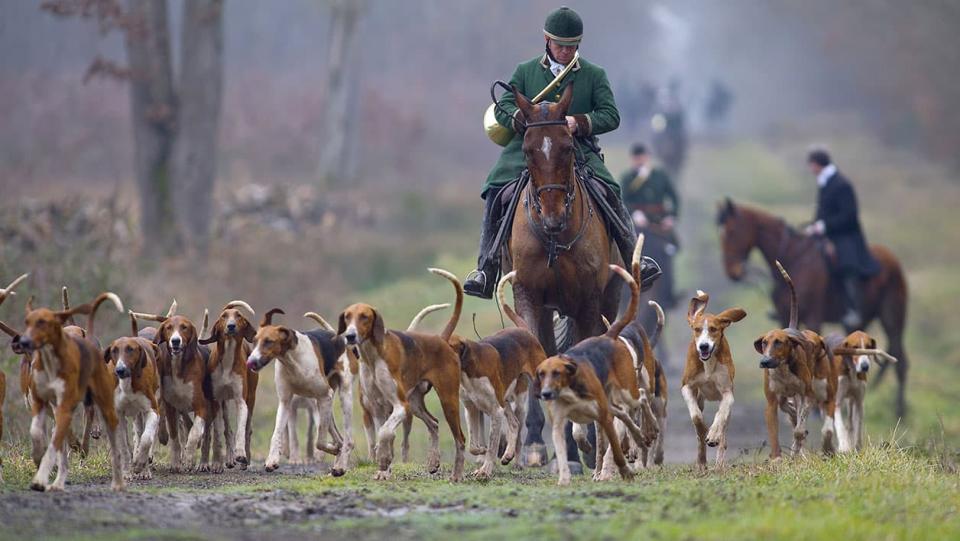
left=317, top=0, right=362, bottom=186
left=173, top=0, right=224, bottom=253
left=124, top=0, right=177, bottom=252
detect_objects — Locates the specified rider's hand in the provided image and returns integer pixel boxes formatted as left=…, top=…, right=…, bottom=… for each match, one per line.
left=805, top=220, right=826, bottom=236
left=632, top=210, right=648, bottom=228
left=662, top=216, right=675, bottom=230
left=566, top=116, right=577, bottom=133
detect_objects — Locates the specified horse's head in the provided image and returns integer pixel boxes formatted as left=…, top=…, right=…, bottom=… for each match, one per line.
left=515, top=84, right=576, bottom=234
left=715, top=197, right=755, bottom=281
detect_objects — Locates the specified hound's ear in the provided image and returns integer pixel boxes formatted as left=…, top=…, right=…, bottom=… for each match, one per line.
left=725, top=197, right=735, bottom=215
left=337, top=312, right=347, bottom=336
left=687, top=291, right=709, bottom=326
left=201, top=318, right=223, bottom=345
left=103, top=347, right=112, bottom=363
left=242, top=319, right=257, bottom=343
left=513, top=85, right=533, bottom=118
left=716, top=308, right=747, bottom=327
left=868, top=337, right=877, bottom=350
left=556, top=83, right=574, bottom=116
left=134, top=347, right=146, bottom=377
left=754, top=336, right=765, bottom=354
left=372, top=310, right=386, bottom=346
left=153, top=327, right=164, bottom=346
left=150, top=342, right=160, bottom=359
left=564, top=360, right=578, bottom=377
left=281, top=327, right=297, bottom=350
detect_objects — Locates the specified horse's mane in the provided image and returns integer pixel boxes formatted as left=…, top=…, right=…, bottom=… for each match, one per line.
left=718, top=199, right=805, bottom=239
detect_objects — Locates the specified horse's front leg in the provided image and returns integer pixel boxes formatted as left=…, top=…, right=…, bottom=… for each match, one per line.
left=515, top=290, right=552, bottom=467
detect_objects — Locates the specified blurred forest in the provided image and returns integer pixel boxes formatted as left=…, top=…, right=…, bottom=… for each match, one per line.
left=2, top=0, right=959, bottom=199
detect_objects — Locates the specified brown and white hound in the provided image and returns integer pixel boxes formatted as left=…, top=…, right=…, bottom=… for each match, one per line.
left=444, top=271, right=546, bottom=479
left=536, top=240, right=652, bottom=485
left=828, top=330, right=897, bottom=452
left=199, top=301, right=259, bottom=470
left=755, top=262, right=838, bottom=458
left=132, top=310, right=215, bottom=472
left=337, top=268, right=466, bottom=481
left=680, top=290, right=746, bottom=469
left=1, top=280, right=126, bottom=492
left=104, top=313, right=162, bottom=480
left=247, top=309, right=354, bottom=476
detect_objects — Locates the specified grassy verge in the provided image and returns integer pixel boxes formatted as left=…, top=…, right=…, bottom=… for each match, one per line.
left=4, top=444, right=956, bottom=541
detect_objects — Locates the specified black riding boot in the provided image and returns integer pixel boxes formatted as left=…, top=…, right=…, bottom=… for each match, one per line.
left=605, top=189, right=662, bottom=291
left=464, top=189, right=503, bottom=299
left=841, top=273, right=864, bottom=330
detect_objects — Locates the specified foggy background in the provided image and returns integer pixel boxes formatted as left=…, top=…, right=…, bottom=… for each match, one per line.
left=3, top=0, right=958, bottom=194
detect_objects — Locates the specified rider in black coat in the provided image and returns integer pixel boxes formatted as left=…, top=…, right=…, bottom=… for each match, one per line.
left=805, top=149, right=880, bottom=328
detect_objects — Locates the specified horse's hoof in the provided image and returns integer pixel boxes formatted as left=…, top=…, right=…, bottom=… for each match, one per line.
left=522, top=443, right=547, bottom=468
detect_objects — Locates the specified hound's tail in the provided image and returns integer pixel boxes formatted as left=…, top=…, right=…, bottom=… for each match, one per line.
left=304, top=312, right=337, bottom=332
left=428, top=268, right=463, bottom=341
left=406, top=304, right=450, bottom=331
left=775, top=260, right=798, bottom=329
left=648, top=300, right=665, bottom=348
left=606, top=235, right=644, bottom=338
left=497, top=271, right=529, bottom=330
left=61, top=286, right=78, bottom=326
left=83, top=292, right=125, bottom=338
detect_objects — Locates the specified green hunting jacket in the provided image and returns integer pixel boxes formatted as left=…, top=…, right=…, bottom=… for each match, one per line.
left=619, top=166, right=680, bottom=218
left=483, top=54, right=620, bottom=198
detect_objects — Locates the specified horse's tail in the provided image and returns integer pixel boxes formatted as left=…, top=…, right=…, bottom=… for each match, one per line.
left=428, top=268, right=463, bottom=341
left=775, top=260, right=798, bottom=329
left=497, top=271, right=529, bottom=331
left=648, top=300, right=665, bottom=348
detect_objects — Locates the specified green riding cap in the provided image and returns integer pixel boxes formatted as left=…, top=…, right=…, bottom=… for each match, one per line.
left=544, top=6, right=583, bottom=46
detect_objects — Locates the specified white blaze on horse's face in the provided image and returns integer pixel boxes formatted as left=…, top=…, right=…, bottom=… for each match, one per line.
left=541, top=136, right=552, bottom=161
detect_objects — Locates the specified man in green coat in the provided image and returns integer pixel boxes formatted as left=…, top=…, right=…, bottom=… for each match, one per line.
left=620, top=142, right=680, bottom=309
left=464, top=6, right=640, bottom=298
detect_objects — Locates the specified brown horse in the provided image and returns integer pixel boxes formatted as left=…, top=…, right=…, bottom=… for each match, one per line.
left=504, top=84, right=625, bottom=466
left=716, top=198, right=910, bottom=418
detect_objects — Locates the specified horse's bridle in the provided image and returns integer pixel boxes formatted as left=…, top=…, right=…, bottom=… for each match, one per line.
left=521, top=103, right=593, bottom=267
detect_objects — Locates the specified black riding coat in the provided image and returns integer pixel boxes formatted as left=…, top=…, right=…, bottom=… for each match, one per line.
left=815, top=170, right=880, bottom=277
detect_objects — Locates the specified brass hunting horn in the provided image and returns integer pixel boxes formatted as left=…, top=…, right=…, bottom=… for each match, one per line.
left=484, top=51, right=579, bottom=146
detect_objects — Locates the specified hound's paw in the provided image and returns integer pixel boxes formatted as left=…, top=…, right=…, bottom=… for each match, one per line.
left=557, top=476, right=571, bottom=487
left=619, top=468, right=635, bottom=482
left=29, top=481, right=47, bottom=492
left=468, top=446, right=487, bottom=456
left=330, top=467, right=346, bottom=477
left=210, top=462, right=225, bottom=474
left=132, top=469, right=153, bottom=481
left=235, top=455, right=249, bottom=467
left=111, top=481, right=126, bottom=492
left=705, top=425, right=724, bottom=447
left=264, top=461, right=280, bottom=472
left=470, top=466, right=493, bottom=480
left=373, top=470, right=392, bottom=481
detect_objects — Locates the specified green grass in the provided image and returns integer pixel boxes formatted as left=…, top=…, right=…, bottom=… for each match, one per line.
left=5, top=444, right=956, bottom=541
